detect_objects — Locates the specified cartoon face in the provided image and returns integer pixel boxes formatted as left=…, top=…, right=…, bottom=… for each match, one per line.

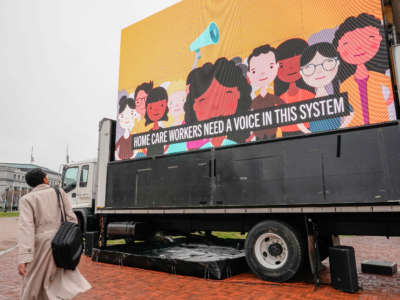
left=277, top=55, right=302, bottom=83
left=301, top=52, right=339, bottom=89
left=337, top=26, right=382, bottom=65
left=147, top=99, right=167, bottom=122
left=135, top=90, right=148, bottom=116
left=247, top=52, right=279, bottom=89
left=118, top=106, right=136, bottom=130
left=168, top=90, right=186, bottom=118
left=193, top=78, right=240, bottom=121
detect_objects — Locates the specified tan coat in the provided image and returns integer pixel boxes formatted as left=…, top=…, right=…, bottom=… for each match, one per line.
left=18, top=184, right=91, bottom=300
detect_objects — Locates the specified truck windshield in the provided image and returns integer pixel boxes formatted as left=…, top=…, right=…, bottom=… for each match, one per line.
left=62, top=167, right=78, bottom=189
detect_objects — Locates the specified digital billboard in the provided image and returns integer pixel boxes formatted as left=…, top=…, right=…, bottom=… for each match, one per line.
left=115, top=0, right=396, bottom=160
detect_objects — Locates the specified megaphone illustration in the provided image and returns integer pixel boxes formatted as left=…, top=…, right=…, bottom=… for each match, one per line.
left=190, top=22, right=219, bottom=69
left=190, top=22, right=219, bottom=54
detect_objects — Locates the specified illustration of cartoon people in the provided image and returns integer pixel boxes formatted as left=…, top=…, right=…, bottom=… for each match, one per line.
left=115, top=96, right=136, bottom=160
left=275, top=38, right=315, bottom=136
left=333, top=13, right=394, bottom=127
left=300, top=42, right=353, bottom=132
left=246, top=44, right=285, bottom=141
left=145, top=86, right=169, bottom=156
left=130, top=81, right=154, bottom=158
left=135, top=81, right=152, bottom=117
left=163, top=80, right=189, bottom=155
left=185, top=67, right=210, bottom=150
left=131, top=81, right=154, bottom=135
left=184, top=57, right=252, bottom=149
left=145, top=86, right=169, bottom=129
left=163, top=80, right=187, bottom=127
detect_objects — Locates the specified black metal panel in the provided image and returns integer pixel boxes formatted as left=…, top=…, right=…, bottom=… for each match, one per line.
left=214, top=144, right=287, bottom=206
left=106, top=123, right=400, bottom=209
left=106, top=151, right=211, bottom=208
left=214, top=134, right=326, bottom=206
left=324, top=131, right=388, bottom=203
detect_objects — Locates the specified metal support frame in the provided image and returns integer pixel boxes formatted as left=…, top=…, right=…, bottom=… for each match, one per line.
left=98, top=215, right=108, bottom=249
left=304, top=216, right=322, bottom=290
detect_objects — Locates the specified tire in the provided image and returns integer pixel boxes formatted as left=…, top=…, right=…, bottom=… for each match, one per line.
left=245, top=220, right=305, bottom=282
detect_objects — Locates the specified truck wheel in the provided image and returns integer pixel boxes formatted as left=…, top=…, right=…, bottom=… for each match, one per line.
left=245, top=220, right=305, bottom=282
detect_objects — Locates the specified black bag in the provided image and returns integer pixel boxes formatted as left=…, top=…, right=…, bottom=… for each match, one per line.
left=51, top=187, right=83, bottom=270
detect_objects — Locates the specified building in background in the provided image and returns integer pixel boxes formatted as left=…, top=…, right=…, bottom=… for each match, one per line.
left=0, top=163, right=61, bottom=211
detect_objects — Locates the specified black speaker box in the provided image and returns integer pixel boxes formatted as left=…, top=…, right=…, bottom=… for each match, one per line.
left=329, top=245, right=359, bottom=293
left=85, top=231, right=99, bottom=257
left=361, top=260, right=397, bottom=275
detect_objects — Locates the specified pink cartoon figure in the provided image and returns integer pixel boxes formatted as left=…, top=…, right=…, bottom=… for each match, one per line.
left=144, top=87, right=169, bottom=156
left=333, top=13, right=394, bottom=127
left=130, top=81, right=154, bottom=135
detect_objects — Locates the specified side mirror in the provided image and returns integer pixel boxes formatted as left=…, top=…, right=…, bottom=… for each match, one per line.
left=64, top=183, right=76, bottom=193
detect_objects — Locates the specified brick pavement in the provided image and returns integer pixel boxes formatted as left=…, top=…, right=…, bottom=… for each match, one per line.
left=0, top=217, right=17, bottom=251
left=1, top=236, right=400, bottom=300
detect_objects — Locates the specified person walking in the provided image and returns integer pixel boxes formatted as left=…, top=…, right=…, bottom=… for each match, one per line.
left=17, top=168, right=91, bottom=300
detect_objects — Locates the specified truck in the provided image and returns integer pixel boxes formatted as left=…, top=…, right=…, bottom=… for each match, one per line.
left=62, top=0, right=400, bottom=283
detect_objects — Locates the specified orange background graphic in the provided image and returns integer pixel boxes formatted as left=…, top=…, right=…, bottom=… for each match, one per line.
left=118, top=0, right=384, bottom=93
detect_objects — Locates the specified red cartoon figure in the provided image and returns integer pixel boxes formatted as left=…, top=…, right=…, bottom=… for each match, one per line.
left=145, top=87, right=169, bottom=130
left=275, top=38, right=315, bottom=136
left=144, top=87, right=169, bottom=156
left=184, top=58, right=252, bottom=149
left=333, top=13, right=394, bottom=127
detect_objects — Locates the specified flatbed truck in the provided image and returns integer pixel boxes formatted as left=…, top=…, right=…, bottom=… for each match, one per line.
left=61, top=0, right=400, bottom=283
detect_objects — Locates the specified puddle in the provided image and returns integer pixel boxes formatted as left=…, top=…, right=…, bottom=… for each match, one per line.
left=146, top=243, right=244, bottom=262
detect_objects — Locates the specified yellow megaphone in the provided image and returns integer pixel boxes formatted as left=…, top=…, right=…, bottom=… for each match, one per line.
left=190, top=22, right=219, bottom=69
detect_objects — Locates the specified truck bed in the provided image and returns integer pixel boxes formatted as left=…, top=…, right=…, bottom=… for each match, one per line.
left=102, top=122, right=400, bottom=212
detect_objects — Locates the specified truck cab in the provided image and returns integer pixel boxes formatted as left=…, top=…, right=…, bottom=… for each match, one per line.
left=61, top=159, right=97, bottom=232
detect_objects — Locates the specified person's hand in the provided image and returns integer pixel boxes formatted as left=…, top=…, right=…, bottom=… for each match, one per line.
left=18, top=263, right=27, bottom=276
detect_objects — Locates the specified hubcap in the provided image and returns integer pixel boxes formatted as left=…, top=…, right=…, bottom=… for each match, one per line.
left=254, top=232, right=288, bottom=269
left=268, top=243, right=283, bottom=257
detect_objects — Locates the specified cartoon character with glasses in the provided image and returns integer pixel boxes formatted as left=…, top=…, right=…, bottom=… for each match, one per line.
left=300, top=42, right=353, bottom=132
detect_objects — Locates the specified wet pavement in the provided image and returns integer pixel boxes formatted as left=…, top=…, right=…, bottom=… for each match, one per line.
left=1, top=215, right=400, bottom=299
left=75, top=236, right=400, bottom=299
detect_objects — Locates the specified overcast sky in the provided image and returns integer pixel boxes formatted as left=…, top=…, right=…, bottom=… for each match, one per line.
left=0, top=0, right=179, bottom=172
